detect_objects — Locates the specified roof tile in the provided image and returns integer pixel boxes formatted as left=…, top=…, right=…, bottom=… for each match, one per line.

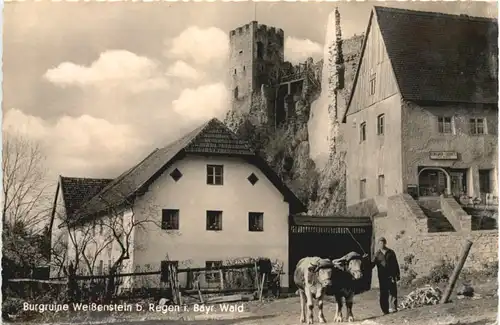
left=375, top=6, right=498, bottom=104
left=59, top=177, right=112, bottom=218
left=65, top=118, right=305, bottom=222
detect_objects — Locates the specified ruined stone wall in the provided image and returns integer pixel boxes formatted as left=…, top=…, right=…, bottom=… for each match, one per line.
left=337, top=35, right=364, bottom=125
left=229, top=24, right=256, bottom=115
left=225, top=17, right=364, bottom=214
left=373, top=210, right=498, bottom=287
left=309, top=35, right=363, bottom=215
left=228, top=22, right=284, bottom=118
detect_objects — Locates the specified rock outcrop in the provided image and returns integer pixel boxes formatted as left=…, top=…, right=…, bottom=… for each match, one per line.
left=225, top=11, right=364, bottom=214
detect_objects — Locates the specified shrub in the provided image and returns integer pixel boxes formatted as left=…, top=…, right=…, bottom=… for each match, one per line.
left=399, top=254, right=418, bottom=287
left=2, top=297, right=24, bottom=320
left=426, top=258, right=455, bottom=284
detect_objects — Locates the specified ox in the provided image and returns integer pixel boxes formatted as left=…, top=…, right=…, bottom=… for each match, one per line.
left=329, top=251, right=365, bottom=322
left=294, top=257, right=334, bottom=324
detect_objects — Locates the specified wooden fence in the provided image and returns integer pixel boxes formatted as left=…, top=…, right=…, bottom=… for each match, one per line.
left=7, top=259, right=283, bottom=305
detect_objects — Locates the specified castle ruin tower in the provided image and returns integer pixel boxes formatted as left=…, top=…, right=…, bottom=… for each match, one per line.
left=228, top=21, right=285, bottom=125
left=327, top=7, right=345, bottom=156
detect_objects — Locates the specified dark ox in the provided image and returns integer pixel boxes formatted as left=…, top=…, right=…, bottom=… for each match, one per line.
left=293, top=257, right=334, bottom=324
left=330, top=251, right=365, bottom=322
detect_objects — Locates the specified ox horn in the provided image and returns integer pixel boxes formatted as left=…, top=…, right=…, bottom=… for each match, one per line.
left=331, top=258, right=347, bottom=270
left=308, top=261, right=320, bottom=272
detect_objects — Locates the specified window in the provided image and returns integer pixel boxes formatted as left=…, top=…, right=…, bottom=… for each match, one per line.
left=170, top=168, right=183, bottom=182
left=257, top=42, right=264, bottom=59
left=247, top=173, right=259, bottom=185
left=369, top=73, right=376, bottom=96
left=377, top=175, right=385, bottom=196
left=160, top=260, right=179, bottom=282
left=99, top=222, right=103, bottom=236
left=206, top=210, right=223, bottom=231
left=233, top=69, right=237, bottom=75
left=243, top=66, right=246, bottom=72
left=360, top=179, right=367, bottom=200
left=360, top=122, right=366, bottom=142
left=479, top=170, right=492, bottom=193
left=469, top=118, right=486, bottom=135
left=161, top=209, right=179, bottom=230
left=233, top=87, right=238, bottom=99
left=438, top=116, right=453, bottom=134
left=207, top=165, right=223, bottom=185
left=377, top=114, right=385, bottom=135
left=248, top=212, right=264, bottom=232
left=205, top=261, right=223, bottom=283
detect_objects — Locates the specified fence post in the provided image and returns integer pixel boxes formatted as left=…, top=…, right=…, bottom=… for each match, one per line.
left=440, top=239, right=473, bottom=304
left=66, top=262, right=77, bottom=304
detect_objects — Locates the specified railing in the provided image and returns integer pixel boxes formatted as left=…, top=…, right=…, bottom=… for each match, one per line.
left=457, top=193, right=498, bottom=208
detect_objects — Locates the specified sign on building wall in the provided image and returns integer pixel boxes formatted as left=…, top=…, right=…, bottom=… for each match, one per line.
left=429, top=151, right=458, bottom=160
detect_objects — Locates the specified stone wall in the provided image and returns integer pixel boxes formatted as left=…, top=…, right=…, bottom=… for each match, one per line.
left=439, top=195, right=472, bottom=231
left=372, top=195, right=498, bottom=288
left=386, top=194, right=428, bottom=233
left=401, top=100, right=498, bottom=198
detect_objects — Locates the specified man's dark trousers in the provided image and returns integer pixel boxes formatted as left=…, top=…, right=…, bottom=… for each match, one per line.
left=379, top=278, right=398, bottom=314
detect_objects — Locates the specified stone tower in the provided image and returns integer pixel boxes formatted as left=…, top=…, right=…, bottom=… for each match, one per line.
left=229, top=21, right=285, bottom=118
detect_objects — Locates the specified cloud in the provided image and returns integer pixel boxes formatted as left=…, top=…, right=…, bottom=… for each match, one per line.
left=285, top=36, right=324, bottom=64
left=44, top=50, right=169, bottom=93
left=166, top=60, right=204, bottom=81
left=166, top=27, right=229, bottom=66
left=19, top=32, right=231, bottom=178
left=3, top=108, right=145, bottom=178
left=172, top=83, right=229, bottom=121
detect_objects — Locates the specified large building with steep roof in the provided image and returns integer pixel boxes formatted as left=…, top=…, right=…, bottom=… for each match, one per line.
left=342, top=6, right=498, bottom=207
left=49, top=118, right=305, bottom=289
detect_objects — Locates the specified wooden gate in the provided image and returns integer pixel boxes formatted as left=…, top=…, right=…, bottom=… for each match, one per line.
left=288, top=215, right=373, bottom=293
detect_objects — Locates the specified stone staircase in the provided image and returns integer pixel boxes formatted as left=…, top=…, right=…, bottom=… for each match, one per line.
left=418, top=198, right=455, bottom=232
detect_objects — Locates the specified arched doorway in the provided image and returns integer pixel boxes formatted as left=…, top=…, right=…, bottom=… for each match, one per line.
left=418, top=167, right=451, bottom=197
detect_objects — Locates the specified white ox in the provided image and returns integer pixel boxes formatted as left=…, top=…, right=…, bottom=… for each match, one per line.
left=293, top=257, right=334, bottom=324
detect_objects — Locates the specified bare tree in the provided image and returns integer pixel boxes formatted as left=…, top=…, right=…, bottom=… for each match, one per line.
left=49, top=231, right=68, bottom=277
left=2, top=134, right=53, bottom=280
left=59, top=189, right=162, bottom=300
left=2, top=133, right=51, bottom=231
left=98, top=196, right=161, bottom=300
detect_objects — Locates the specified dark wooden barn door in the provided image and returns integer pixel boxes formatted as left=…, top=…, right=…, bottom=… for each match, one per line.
left=288, top=225, right=373, bottom=293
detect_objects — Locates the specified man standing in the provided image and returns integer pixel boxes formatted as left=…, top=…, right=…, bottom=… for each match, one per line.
left=365, top=237, right=400, bottom=315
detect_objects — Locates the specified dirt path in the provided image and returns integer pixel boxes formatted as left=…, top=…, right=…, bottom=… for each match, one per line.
left=22, top=281, right=498, bottom=325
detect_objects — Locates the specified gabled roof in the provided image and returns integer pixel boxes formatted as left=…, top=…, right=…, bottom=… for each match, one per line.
left=63, top=118, right=305, bottom=225
left=59, top=176, right=113, bottom=219
left=343, top=6, right=498, bottom=122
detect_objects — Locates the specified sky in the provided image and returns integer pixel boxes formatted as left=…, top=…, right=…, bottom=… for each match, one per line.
left=3, top=1, right=497, bottom=182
